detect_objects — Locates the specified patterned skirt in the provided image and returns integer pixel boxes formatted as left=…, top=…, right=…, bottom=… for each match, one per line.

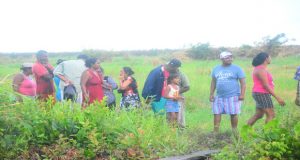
left=252, top=92, right=274, bottom=109
left=120, top=93, right=141, bottom=109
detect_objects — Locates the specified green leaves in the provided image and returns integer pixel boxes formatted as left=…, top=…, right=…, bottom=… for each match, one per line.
left=0, top=98, right=192, bottom=159
left=216, top=118, right=300, bottom=159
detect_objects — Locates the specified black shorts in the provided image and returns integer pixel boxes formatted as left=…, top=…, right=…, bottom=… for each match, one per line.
left=252, top=92, right=274, bottom=109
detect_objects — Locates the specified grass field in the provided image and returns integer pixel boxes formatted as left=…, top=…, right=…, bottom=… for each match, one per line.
left=0, top=54, right=299, bottom=159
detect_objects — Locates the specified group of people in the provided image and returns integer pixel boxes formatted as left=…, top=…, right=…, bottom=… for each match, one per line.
left=12, top=49, right=299, bottom=130
left=12, top=50, right=141, bottom=110
left=12, top=50, right=190, bottom=127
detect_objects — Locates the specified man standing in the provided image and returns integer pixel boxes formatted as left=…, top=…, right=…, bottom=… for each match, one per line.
left=53, top=54, right=89, bottom=104
left=176, top=71, right=190, bottom=128
left=142, top=59, right=182, bottom=114
left=32, top=50, right=55, bottom=101
left=210, top=51, right=246, bottom=132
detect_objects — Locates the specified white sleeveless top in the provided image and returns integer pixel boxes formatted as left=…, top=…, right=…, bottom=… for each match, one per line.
left=168, top=84, right=179, bottom=98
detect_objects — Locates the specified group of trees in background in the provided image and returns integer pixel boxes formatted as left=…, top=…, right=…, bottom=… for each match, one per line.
left=187, top=33, right=299, bottom=59
left=0, top=33, right=299, bottom=62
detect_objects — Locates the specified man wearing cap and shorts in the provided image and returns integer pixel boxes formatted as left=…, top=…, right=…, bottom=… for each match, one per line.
left=142, top=59, right=182, bottom=114
left=209, top=51, right=246, bottom=132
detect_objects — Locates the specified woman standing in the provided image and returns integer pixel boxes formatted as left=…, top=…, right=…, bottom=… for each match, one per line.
left=247, top=52, right=285, bottom=126
left=80, top=58, right=104, bottom=107
left=118, top=67, right=140, bottom=109
left=12, top=63, right=36, bottom=101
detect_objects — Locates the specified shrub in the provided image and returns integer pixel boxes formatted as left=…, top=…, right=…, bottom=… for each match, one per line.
left=187, top=43, right=217, bottom=59
left=214, top=112, right=300, bottom=160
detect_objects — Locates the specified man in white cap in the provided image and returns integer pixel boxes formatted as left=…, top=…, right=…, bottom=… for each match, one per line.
left=209, top=51, right=246, bottom=133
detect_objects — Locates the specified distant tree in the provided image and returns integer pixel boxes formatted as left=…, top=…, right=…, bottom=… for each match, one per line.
left=238, top=44, right=253, bottom=57
left=82, top=49, right=113, bottom=61
left=187, top=43, right=215, bottom=59
left=258, top=33, right=288, bottom=56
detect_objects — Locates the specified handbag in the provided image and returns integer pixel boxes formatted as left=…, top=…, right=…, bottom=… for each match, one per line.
left=64, top=84, right=77, bottom=101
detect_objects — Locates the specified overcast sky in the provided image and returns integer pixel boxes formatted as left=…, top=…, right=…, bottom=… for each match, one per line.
left=0, top=0, right=299, bottom=52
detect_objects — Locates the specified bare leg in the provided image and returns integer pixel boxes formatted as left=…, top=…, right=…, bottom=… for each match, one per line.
left=167, top=113, right=172, bottom=123
left=174, top=112, right=179, bottom=127
left=247, top=108, right=264, bottom=126
left=169, top=112, right=177, bottom=127
left=177, top=101, right=185, bottom=128
left=230, top=114, right=238, bottom=130
left=214, top=114, right=221, bottom=132
left=265, top=108, right=275, bottom=123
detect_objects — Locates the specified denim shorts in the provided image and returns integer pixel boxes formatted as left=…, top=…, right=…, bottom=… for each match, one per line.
left=165, top=100, right=180, bottom=113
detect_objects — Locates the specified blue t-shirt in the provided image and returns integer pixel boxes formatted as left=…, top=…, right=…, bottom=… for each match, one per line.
left=212, top=64, right=245, bottom=98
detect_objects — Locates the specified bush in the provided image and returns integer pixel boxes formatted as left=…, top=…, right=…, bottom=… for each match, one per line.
left=0, top=94, right=193, bottom=159
left=214, top=112, right=300, bottom=160
left=187, top=43, right=217, bottom=59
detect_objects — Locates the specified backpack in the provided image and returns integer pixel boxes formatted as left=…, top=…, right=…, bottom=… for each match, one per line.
left=294, top=66, right=300, bottom=81
left=64, top=84, right=77, bottom=101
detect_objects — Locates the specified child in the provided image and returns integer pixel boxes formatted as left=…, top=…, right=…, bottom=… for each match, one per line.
left=164, top=74, right=183, bottom=126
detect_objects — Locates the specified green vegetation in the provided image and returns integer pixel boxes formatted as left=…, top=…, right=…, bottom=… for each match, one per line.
left=0, top=54, right=299, bottom=159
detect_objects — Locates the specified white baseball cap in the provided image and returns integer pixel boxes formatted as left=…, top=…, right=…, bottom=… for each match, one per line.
left=220, top=51, right=232, bottom=59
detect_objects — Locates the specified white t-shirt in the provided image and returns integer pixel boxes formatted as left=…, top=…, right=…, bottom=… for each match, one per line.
left=53, top=59, right=87, bottom=92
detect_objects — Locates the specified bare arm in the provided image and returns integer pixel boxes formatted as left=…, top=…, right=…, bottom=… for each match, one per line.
left=41, top=74, right=54, bottom=81
left=42, top=65, right=54, bottom=81
left=80, top=70, right=90, bottom=99
left=239, top=78, right=246, bottom=100
left=180, top=86, right=190, bottom=94
left=119, top=77, right=132, bottom=90
left=256, top=69, right=276, bottom=97
left=53, top=63, right=71, bottom=84
left=12, top=74, right=24, bottom=92
left=56, top=74, right=72, bottom=84
left=209, top=77, right=216, bottom=102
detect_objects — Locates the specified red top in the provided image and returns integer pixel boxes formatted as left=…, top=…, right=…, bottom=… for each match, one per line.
left=32, top=62, right=55, bottom=99
left=161, top=66, right=170, bottom=96
left=252, top=65, right=274, bottom=93
left=84, top=69, right=104, bottom=105
left=19, top=74, right=36, bottom=96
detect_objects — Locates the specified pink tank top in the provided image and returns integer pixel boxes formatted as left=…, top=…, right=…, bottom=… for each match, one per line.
left=252, top=65, right=274, bottom=93
left=19, top=75, right=36, bottom=96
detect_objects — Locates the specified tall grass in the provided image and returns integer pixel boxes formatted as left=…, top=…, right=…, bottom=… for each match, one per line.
left=0, top=55, right=299, bottom=159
